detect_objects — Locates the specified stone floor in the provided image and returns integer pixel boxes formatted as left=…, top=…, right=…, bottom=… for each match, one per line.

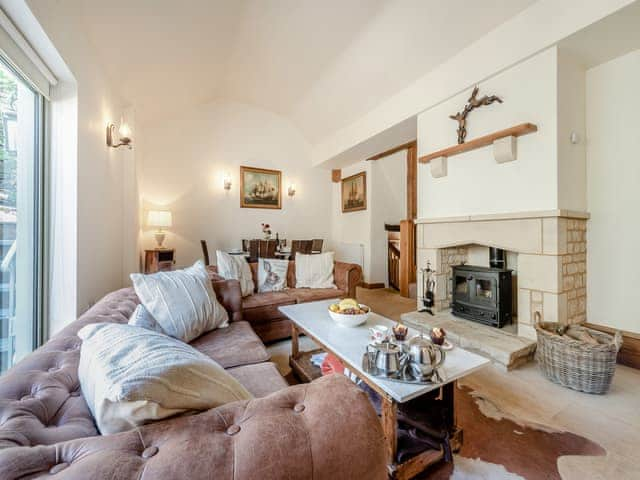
left=355, top=286, right=417, bottom=321
left=401, top=311, right=537, bottom=370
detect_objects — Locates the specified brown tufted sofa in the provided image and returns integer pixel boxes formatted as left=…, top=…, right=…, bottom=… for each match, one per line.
left=210, top=260, right=362, bottom=343
left=0, top=279, right=386, bottom=479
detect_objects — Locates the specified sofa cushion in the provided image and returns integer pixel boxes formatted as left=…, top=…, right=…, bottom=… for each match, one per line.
left=287, top=288, right=344, bottom=304
left=78, top=323, right=252, bottom=434
left=227, top=362, right=288, bottom=398
left=295, top=252, right=336, bottom=289
left=242, top=291, right=295, bottom=324
left=130, top=261, right=229, bottom=342
left=190, top=321, right=270, bottom=368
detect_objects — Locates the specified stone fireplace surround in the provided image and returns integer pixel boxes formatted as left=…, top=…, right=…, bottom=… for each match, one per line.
left=416, top=210, right=589, bottom=339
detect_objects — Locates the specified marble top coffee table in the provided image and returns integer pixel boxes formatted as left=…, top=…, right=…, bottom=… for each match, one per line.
left=279, top=299, right=489, bottom=479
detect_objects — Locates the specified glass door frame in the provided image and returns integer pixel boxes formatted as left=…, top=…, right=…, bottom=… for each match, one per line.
left=0, top=54, right=47, bottom=358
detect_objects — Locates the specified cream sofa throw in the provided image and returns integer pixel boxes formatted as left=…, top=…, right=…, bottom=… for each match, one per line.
left=295, top=252, right=337, bottom=289
left=216, top=250, right=255, bottom=297
left=130, top=260, right=228, bottom=343
left=78, top=323, right=253, bottom=435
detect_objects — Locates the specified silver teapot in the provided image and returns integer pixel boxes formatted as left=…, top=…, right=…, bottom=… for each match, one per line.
left=366, top=342, right=405, bottom=376
left=406, top=332, right=445, bottom=381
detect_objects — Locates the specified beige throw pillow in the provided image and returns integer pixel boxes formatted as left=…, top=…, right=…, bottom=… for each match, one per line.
left=216, top=250, right=255, bottom=297
left=130, top=260, right=228, bottom=343
left=258, top=258, right=288, bottom=292
left=295, top=252, right=336, bottom=289
left=78, top=323, right=252, bottom=435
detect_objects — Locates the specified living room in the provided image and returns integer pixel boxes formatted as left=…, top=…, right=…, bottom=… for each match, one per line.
left=0, top=1, right=638, bottom=479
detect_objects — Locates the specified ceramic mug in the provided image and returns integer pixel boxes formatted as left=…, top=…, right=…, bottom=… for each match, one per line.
left=369, top=325, right=390, bottom=343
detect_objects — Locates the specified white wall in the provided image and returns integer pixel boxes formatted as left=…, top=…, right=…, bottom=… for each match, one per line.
left=331, top=151, right=406, bottom=284
left=312, top=0, right=635, bottom=167
left=137, top=100, right=331, bottom=265
left=331, top=161, right=372, bottom=280
left=370, top=151, right=406, bottom=284
left=558, top=49, right=587, bottom=211
left=24, top=1, right=137, bottom=324
left=586, top=49, right=640, bottom=333
left=417, top=47, right=558, bottom=219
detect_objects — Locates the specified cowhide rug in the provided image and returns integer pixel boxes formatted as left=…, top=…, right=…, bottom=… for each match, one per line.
left=419, top=385, right=605, bottom=480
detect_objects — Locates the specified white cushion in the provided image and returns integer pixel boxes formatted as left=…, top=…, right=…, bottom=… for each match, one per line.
left=78, top=323, right=253, bottom=435
left=257, top=258, right=289, bottom=292
left=216, top=250, right=255, bottom=297
left=130, top=260, right=228, bottom=343
left=295, top=252, right=336, bottom=289
left=128, top=304, right=165, bottom=334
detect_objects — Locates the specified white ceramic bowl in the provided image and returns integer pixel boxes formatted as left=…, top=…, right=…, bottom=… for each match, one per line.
left=328, top=304, right=370, bottom=327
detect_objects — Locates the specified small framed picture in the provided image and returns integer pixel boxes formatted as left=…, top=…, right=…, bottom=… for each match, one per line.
left=240, top=166, right=282, bottom=209
left=341, top=171, right=367, bottom=213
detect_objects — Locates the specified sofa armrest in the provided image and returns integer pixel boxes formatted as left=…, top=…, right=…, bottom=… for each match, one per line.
left=0, top=375, right=387, bottom=480
left=334, top=261, right=362, bottom=298
left=207, top=266, right=243, bottom=322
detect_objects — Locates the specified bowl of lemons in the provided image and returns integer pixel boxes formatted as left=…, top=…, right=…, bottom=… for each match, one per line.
left=328, top=298, right=370, bottom=327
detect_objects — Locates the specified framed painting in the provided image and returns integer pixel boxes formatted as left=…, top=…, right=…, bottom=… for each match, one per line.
left=341, top=171, right=367, bottom=213
left=240, top=166, right=282, bottom=209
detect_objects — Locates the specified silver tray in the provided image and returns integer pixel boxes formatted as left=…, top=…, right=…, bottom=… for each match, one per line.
left=361, top=352, right=445, bottom=386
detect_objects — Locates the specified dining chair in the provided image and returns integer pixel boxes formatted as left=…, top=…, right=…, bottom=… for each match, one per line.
left=259, top=239, right=277, bottom=258
left=200, top=240, right=210, bottom=266
left=311, top=239, right=323, bottom=253
left=248, top=239, right=260, bottom=260
left=291, top=240, right=312, bottom=259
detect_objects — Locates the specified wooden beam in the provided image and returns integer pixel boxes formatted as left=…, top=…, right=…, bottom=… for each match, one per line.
left=406, top=144, right=417, bottom=220
left=331, top=169, right=341, bottom=183
left=366, top=140, right=416, bottom=161
left=584, top=323, right=640, bottom=370
left=399, top=219, right=415, bottom=298
left=419, top=123, right=537, bottom=163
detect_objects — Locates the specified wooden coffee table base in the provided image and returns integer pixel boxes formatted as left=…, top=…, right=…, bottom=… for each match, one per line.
left=290, top=324, right=460, bottom=480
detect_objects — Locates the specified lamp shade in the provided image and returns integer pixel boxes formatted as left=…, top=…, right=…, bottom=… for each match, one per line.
left=147, top=210, right=172, bottom=228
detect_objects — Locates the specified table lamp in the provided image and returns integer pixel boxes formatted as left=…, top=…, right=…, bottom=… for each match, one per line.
left=147, top=210, right=172, bottom=248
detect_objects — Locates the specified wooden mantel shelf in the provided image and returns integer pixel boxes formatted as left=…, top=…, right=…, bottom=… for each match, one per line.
left=419, top=123, right=538, bottom=163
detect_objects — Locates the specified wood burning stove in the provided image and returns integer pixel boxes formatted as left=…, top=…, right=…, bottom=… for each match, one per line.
left=451, top=264, right=512, bottom=328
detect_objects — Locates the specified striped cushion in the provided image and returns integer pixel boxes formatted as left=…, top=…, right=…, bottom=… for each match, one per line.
left=78, top=323, right=252, bottom=434
left=130, top=260, right=228, bottom=343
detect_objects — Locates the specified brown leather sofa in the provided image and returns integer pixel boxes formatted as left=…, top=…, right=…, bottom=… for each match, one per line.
left=0, top=277, right=385, bottom=480
left=210, top=260, right=362, bottom=343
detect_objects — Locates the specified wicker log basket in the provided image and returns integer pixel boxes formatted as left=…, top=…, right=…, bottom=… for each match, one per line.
left=534, top=315, right=622, bottom=394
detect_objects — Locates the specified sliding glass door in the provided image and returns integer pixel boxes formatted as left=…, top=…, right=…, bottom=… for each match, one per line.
left=0, top=58, right=43, bottom=374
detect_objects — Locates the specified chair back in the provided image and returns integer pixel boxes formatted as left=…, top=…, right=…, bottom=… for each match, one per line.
left=291, top=240, right=312, bottom=259
left=242, top=239, right=249, bottom=252
left=200, top=240, right=210, bottom=266
left=311, top=239, right=323, bottom=253
left=248, top=239, right=260, bottom=260
left=259, top=239, right=277, bottom=258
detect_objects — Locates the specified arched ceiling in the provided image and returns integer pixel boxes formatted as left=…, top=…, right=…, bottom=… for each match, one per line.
left=44, top=0, right=535, bottom=143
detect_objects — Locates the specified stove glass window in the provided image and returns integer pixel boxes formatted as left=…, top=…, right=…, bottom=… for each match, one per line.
left=475, top=279, right=493, bottom=300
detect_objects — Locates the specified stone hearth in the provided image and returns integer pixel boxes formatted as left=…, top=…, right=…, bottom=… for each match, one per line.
left=401, top=311, right=536, bottom=370
left=415, top=210, right=589, bottom=339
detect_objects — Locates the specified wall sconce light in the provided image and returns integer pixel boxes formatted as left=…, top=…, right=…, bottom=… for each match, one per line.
left=288, top=184, right=296, bottom=197
left=106, top=118, right=133, bottom=149
left=223, top=174, right=232, bottom=191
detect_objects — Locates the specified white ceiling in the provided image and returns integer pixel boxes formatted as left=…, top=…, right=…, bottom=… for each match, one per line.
left=57, top=0, right=535, bottom=143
